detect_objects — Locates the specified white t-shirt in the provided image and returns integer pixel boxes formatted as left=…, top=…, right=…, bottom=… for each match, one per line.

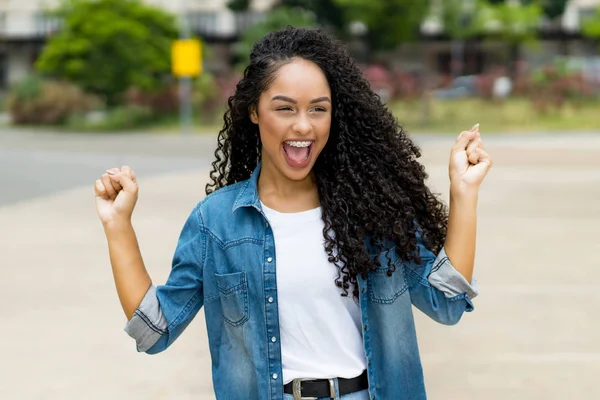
left=261, top=202, right=367, bottom=384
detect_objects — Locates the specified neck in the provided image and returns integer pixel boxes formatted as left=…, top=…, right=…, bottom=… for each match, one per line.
left=257, top=158, right=320, bottom=212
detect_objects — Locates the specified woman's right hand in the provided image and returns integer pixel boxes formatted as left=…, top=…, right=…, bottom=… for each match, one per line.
left=94, top=166, right=139, bottom=227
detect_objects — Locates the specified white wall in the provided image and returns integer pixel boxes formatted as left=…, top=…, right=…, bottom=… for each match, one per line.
left=0, top=0, right=278, bottom=37
left=0, top=0, right=60, bottom=37
left=572, top=0, right=600, bottom=6
left=563, top=0, right=600, bottom=31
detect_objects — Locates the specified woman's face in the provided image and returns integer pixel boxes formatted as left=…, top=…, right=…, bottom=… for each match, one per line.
left=251, top=58, right=332, bottom=182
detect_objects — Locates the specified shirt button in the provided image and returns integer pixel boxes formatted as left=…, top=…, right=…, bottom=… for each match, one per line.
left=267, top=257, right=273, bottom=263
left=272, top=373, right=278, bottom=380
left=268, top=296, right=274, bottom=303
left=271, top=336, right=277, bottom=343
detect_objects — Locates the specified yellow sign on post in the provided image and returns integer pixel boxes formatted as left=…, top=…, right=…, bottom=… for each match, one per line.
left=172, top=39, right=202, bottom=77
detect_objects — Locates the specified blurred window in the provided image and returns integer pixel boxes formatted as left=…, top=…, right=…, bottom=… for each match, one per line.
left=34, top=12, right=61, bottom=37
left=188, top=12, right=218, bottom=36
left=0, top=12, right=5, bottom=36
left=0, top=53, right=6, bottom=90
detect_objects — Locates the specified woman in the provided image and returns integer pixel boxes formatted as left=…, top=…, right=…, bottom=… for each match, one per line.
left=94, top=27, right=491, bottom=400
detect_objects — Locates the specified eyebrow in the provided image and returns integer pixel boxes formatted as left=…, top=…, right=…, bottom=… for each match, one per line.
left=271, top=95, right=331, bottom=104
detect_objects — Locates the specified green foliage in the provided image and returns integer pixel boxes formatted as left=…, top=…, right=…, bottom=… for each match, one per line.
left=192, top=72, right=219, bottom=107
left=528, top=58, right=595, bottom=114
left=124, top=84, right=180, bottom=116
left=333, top=0, right=430, bottom=49
left=521, top=0, right=568, bottom=20
left=540, top=0, right=568, bottom=20
left=66, top=104, right=154, bottom=131
left=35, top=0, right=179, bottom=106
left=77, top=104, right=156, bottom=131
left=581, top=7, right=600, bottom=40
left=438, top=0, right=481, bottom=40
left=192, top=72, right=222, bottom=123
left=96, top=104, right=153, bottom=129
left=7, top=77, right=101, bottom=125
left=9, top=74, right=44, bottom=102
left=227, top=0, right=251, bottom=12
left=234, top=6, right=317, bottom=68
left=472, top=0, right=542, bottom=44
left=391, top=97, right=600, bottom=133
left=281, top=0, right=347, bottom=37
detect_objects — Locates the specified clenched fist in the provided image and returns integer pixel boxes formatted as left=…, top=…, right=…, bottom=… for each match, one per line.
left=94, top=166, right=139, bottom=226
left=449, top=123, right=493, bottom=193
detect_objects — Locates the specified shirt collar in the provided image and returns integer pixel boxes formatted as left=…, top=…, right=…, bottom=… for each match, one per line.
left=232, top=162, right=262, bottom=213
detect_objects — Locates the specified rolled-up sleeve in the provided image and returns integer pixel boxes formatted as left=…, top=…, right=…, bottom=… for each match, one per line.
left=428, top=247, right=479, bottom=301
left=123, top=204, right=205, bottom=354
left=404, top=233, right=478, bottom=325
left=124, top=285, right=167, bottom=352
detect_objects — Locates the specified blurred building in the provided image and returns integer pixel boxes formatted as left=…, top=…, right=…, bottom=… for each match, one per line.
left=418, top=0, right=600, bottom=76
left=0, top=0, right=276, bottom=94
left=0, top=0, right=598, bottom=94
left=0, top=0, right=61, bottom=92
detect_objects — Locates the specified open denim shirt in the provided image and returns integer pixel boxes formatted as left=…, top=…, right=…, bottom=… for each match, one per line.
left=125, top=163, right=479, bottom=400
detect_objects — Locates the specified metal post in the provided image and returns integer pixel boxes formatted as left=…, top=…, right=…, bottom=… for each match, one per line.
left=179, top=0, right=191, bottom=135
left=180, top=76, right=192, bottom=135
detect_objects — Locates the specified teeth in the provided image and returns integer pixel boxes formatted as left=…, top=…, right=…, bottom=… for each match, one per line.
left=285, top=141, right=312, bottom=148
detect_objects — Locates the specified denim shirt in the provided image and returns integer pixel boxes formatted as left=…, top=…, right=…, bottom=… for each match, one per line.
left=124, top=164, right=478, bottom=400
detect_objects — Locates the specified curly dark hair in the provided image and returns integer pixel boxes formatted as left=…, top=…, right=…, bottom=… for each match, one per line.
left=206, top=26, right=448, bottom=298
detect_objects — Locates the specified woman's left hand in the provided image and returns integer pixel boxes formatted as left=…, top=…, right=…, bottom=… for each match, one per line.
left=449, top=124, right=493, bottom=193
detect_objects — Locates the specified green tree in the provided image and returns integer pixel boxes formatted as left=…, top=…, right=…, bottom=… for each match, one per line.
left=332, top=0, right=431, bottom=50
left=536, top=0, right=569, bottom=53
left=281, top=0, right=347, bottom=37
left=234, top=5, right=317, bottom=68
left=539, top=0, right=568, bottom=20
left=581, top=6, right=600, bottom=42
left=440, top=0, right=480, bottom=40
left=473, top=0, right=542, bottom=43
left=436, top=0, right=481, bottom=77
left=472, top=0, right=542, bottom=69
left=490, top=0, right=567, bottom=19
left=35, top=0, right=178, bottom=105
left=227, top=0, right=252, bottom=12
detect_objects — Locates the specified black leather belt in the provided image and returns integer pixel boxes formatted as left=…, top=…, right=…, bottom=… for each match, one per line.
left=283, top=370, right=368, bottom=399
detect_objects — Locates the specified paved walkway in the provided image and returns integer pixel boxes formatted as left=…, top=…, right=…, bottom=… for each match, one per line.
left=0, top=130, right=599, bottom=399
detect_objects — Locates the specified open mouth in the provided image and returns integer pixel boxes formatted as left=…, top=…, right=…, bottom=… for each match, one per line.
left=282, top=140, right=314, bottom=168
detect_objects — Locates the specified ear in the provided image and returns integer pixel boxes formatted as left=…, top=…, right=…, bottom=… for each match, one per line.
left=249, top=106, right=258, bottom=124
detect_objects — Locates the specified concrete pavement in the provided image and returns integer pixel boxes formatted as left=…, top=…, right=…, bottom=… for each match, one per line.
left=0, top=129, right=599, bottom=399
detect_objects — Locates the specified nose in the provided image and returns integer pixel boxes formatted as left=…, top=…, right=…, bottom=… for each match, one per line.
left=292, top=112, right=313, bottom=136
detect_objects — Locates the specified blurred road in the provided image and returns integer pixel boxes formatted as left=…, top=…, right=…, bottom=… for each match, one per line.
left=1, top=127, right=599, bottom=399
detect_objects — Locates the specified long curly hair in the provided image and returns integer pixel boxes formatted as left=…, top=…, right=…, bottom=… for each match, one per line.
left=206, top=27, right=448, bottom=298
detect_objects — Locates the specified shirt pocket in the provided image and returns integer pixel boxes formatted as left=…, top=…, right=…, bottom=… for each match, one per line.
left=368, top=250, right=409, bottom=304
left=214, top=271, right=249, bottom=327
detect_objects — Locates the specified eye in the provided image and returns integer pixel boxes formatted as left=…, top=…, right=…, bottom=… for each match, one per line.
left=276, top=106, right=294, bottom=112
left=312, top=107, right=328, bottom=113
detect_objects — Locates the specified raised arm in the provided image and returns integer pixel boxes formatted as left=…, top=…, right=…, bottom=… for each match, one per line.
left=95, top=166, right=151, bottom=320
left=95, top=166, right=205, bottom=353
left=444, top=123, right=493, bottom=283
left=405, top=124, right=492, bottom=325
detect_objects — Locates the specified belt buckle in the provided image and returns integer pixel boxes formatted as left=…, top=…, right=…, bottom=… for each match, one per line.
left=292, top=377, right=336, bottom=400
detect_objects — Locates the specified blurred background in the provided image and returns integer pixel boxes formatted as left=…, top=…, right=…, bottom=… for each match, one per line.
left=1, top=0, right=600, bottom=132
left=0, top=0, right=599, bottom=399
